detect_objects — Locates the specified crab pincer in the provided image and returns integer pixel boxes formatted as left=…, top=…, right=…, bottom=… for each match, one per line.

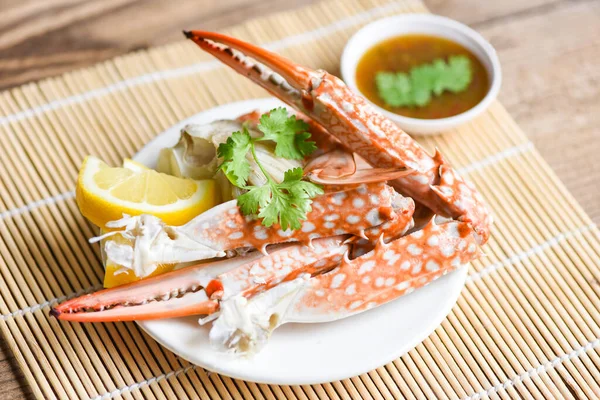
left=51, top=236, right=350, bottom=322
left=51, top=185, right=415, bottom=322
left=184, top=30, right=493, bottom=244
left=91, top=182, right=414, bottom=277
left=209, top=219, right=481, bottom=353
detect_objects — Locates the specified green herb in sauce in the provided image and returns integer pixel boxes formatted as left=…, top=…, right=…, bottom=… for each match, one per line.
left=375, top=55, right=472, bottom=107
left=355, top=35, right=489, bottom=119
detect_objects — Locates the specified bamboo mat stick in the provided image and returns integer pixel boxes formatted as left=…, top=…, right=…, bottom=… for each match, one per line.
left=421, top=336, right=469, bottom=398
left=449, top=306, right=522, bottom=398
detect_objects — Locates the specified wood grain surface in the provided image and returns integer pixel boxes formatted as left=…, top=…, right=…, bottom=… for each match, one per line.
left=0, top=0, right=598, bottom=398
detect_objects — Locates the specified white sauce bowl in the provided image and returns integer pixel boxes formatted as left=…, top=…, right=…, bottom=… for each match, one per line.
left=341, top=14, right=502, bottom=135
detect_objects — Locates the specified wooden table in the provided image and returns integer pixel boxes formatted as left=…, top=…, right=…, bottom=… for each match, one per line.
left=1, top=0, right=598, bottom=397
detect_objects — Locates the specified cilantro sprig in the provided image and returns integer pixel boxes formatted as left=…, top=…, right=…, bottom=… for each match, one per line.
left=257, top=108, right=317, bottom=160
left=375, top=55, right=472, bottom=108
left=217, top=108, right=323, bottom=230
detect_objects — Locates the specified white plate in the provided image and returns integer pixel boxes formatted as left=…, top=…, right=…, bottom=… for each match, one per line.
left=133, top=98, right=467, bottom=385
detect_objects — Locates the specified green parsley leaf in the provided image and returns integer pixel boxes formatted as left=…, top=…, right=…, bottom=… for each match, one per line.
left=237, top=167, right=324, bottom=231
left=236, top=184, right=270, bottom=216
left=265, top=173, right=323, bottom=231
left=278, top=167, right=324, bottom=212
left=375, top=55, right=472, bottom=108
left=257, top=107, right=317, bottom=160
left=217, top=128, right=252, bottom=187
left=443, top=56, right=472, bottom=93
left=217, top=109, right=323, bottom=230
left=375, top=72, right=411, bottom=107
left=257, top=190, right=305, bottom=231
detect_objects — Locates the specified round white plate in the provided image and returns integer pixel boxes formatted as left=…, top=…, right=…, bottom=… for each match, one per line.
left=133, top=98, right=467, bottom=385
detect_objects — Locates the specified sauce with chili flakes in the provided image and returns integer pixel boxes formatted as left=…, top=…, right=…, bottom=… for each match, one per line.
left=355, top=34, right=489, bottom=119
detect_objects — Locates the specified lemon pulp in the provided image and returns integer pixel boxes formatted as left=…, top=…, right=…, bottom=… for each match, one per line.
left=76, top=155, right=218, bottom=228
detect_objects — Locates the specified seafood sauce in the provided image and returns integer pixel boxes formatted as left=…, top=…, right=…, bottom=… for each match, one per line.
left=355, top=34, right=489, bottom=119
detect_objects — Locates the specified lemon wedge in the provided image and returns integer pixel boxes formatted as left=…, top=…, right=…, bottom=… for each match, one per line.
left=122, top=158, right=150, bottom=172
left=76, top=156, right=218, bottom=228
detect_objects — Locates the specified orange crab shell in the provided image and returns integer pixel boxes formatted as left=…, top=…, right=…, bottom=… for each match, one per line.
left=293, top=220, right=479, bottom=319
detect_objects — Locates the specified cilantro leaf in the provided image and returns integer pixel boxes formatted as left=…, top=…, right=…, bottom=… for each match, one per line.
left=236, top=185, right=270, bottom=215
left=294, top=131, right=318, bottom=158
left=375, top=72, right=411, bottom=107
left=429, top=59, right=448, bottom=96
left=257, top=107, right=316, bottom=160
left=443, top=55, right=472, bottom=93
left=278, top=167, right=324, bottom=212
left=217, top=128, right=252, bottom=186
left=375, top=55, right=472, bottom=108
left=236, top=167, right=324, bottom=231
left=260, top=177, right=323, bottom=231
left=218, top=109, right=323, bottom=230
left=258, top=191, right=306, bottom=231
left=257, top=107, right=288, bottom=134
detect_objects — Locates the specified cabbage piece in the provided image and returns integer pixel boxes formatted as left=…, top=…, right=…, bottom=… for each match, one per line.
left=157, top=120, right=239, bottom=179
left=157, top=119, right=302, bottom=199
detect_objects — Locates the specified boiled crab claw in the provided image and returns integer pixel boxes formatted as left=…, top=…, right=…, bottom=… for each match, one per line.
left=210, top=219, right=480, bottom=353
left=52, top=183, right=416, bottom=322
left=85, top=182, right=415, bottom=277
left=51, top=236, right=350, bottom=322
left=184, top=30, right=492, bottom=244
left=52, top=32, right=493, bottom=355
left=237, top=111, right=415, bottom=186
left=52, top=216, right=480, bottom=356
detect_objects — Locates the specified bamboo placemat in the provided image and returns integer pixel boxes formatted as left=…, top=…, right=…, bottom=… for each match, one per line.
left=1, top=0, right=599, bottom=398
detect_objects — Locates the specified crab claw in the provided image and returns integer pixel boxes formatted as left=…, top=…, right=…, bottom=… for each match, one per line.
left=51, top=237, right=352, bottom=323
left=304, top=149, right=356, bottom=177
left=208, top=220, right=482, bottom=354
left=306, top=166, right=414, bottom=185
left=184, top=30, right=316, bottom=108
left=49, top=255, right=249, bottom=322
left=186, top=31, right=494, bottom=245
